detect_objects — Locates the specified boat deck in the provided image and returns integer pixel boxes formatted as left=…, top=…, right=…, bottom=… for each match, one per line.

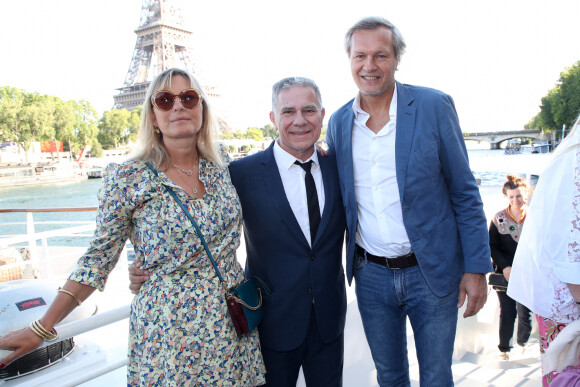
left=7, top=248, right=542, bottom=387
left=0, top=212, right=543, bottom=386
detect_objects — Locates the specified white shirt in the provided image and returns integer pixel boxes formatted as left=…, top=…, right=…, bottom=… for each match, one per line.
left=351, top=85, right=412, bottom=257
left=273, top=140, right=325, bottom=247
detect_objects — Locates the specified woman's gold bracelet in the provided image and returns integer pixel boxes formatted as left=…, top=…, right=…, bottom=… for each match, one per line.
left=29, top=319, right=58, bottom=341
left=58, top=288, right=82, bottom=306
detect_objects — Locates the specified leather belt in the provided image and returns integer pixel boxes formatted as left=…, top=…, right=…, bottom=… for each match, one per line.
left=356, top=245, right=418, bottom=269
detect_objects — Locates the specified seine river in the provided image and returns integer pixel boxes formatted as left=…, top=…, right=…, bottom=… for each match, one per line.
left=0, top=148, right=553, bottom=244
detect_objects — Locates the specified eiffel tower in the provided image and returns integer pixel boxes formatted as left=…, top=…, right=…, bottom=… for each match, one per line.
left=113, top=0, right=219, bottom=111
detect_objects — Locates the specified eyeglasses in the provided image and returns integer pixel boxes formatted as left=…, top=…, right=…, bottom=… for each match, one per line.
left=151, top=88, right=202, bottom=111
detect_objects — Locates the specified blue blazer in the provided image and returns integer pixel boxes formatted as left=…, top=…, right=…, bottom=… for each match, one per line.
left=326, top=82, right=492, bottom=297
left=229, top=142, right=347, bottom=351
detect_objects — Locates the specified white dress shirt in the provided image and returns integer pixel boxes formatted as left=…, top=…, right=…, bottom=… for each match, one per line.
left=351, top=85, right=412, bottom=257
left=273, top=140, right=325, bottom=247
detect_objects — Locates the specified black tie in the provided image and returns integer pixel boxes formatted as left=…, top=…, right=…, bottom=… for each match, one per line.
left=295, top=160, right=321, bottom=244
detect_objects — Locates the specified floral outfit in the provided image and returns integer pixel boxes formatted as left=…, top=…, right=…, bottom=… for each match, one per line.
left=509, top=147, right=580, bottom=385
left=69, top=152, right=265, bottom=386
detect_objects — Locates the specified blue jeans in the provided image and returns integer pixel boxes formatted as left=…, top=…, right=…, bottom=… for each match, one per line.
left=354, top=251, right=458, bottom=387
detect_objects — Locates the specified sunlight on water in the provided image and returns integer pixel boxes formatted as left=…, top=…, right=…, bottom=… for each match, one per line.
left=0, top=149, right=554, bottom=243
left=468, top=149, right=552, bottom=186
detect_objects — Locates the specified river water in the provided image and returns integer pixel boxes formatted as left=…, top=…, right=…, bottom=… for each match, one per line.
left=0, top=149, right=553, bottom=245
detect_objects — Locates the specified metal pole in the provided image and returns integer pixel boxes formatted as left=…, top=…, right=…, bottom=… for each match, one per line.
left=562, top=124, right=566, bottom=141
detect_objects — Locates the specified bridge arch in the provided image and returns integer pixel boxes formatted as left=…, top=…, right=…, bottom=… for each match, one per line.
left=463, top=130, right=544, bottom=149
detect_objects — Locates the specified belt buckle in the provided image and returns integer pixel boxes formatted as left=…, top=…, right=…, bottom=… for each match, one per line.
left=385, top=258, right=399, bottom=270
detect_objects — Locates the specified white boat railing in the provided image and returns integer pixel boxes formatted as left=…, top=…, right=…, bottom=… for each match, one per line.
left=0, top=207, right=131, bottom=385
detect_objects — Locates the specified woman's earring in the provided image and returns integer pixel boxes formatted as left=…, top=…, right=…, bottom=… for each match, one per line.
left=154, top=126, right=161, bottom=134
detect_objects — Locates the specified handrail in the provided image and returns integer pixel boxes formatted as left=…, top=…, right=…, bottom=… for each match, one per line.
left=0, top=206, right=129, bottom=384
left=0, top=305, right=131, bottom=359
left=0, top=207, right=97, bottom=213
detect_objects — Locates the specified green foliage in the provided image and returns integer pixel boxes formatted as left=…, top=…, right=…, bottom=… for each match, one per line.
left=530, top=60, right=580, bottom=134
left=73, top=101, right=99, bottom=150
left=219, top=123, right=278, bottom=141
left=246, top=127, right=264, bottom=141
left=18, top=93, right=56, bottom=149
left=0, top=86, right=100, bottom=155
left=261, top=124, right=277, bottom=139
left=89, top=137, right=103, bottom=158
left=0, top=86, right=24, bottom=142
left=54, top=99, right=77, bottom=150
left=98, top=108, right=135, bottom=149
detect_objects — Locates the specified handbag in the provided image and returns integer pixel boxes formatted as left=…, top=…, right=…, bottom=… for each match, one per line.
left=488, top=272, right=509, bottom=292
left=146, top=162, right=267, bottom=337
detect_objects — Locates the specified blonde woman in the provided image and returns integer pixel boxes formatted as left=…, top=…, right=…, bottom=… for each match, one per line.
left=0, top=68, right=266, bottom=385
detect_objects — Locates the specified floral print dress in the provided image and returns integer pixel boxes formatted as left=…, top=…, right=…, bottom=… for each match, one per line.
left=69, top=153, right=266, bottom=386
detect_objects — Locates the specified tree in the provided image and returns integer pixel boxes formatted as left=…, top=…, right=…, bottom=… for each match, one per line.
left=54, top=99, right=77, bottom=152
left=261, top=124, right=277, bottom=139
left=18, top=93, right=56, bottom=155
left=0, top=86, right=24, bottom=142
left=530, top=60, right=580, bottom=134
left=89, top=137, right=103, bottom=158
left=0, top=87, right=100, bottom=159
left=246, top=127, right=264, bottom=141
left=127, top=107, right=142, bottom=144
left=73, top=101, right=99, bottom=153
left=551, top=61, right=580, bottom=129
left=98, top=109, right=132, bottom=149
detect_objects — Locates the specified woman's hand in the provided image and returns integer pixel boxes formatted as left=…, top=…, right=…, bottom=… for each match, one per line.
left=128, top=259, right=149, bottom=294
left=503, top=266, right=511, bottom=282
left=0, top=326, right=44, bottom=369
left=315, top=142, right=328, bottom=157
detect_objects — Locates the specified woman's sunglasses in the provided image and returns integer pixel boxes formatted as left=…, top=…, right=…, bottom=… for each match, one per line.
left=151, top=88, right=202, bottom=111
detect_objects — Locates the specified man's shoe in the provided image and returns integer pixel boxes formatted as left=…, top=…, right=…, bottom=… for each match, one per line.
left=497, top=352, right=509, bottom=360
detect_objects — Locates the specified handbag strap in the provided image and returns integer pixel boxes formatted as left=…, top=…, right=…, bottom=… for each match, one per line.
left=145, top=162, right=227, bottom=286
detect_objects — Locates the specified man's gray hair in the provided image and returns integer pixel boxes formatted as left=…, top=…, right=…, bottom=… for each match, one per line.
left=271, top=77, right=323, bottom=112
left=344, top=16, right=406, bottom=61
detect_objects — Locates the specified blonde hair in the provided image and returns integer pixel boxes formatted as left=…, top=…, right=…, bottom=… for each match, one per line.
left=130, top=68, right=224, bottom=168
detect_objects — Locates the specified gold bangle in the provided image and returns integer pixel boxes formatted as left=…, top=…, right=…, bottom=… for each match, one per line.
left=29, top=319, right=58, bottom=341
left=31, top=319, right=58, bottom=340
left=58, top=288, right=82, bottom=306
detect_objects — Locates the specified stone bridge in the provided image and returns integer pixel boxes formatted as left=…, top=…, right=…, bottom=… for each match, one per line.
left=463, top=129, right=546, bottom=149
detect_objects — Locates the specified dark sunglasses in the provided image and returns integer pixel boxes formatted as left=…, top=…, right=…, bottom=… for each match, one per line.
left=151, top=88, right=202, bottom=111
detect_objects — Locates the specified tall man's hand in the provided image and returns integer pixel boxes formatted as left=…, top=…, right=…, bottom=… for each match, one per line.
left=457, top=273, right=487, bottom=318
left=128, top=259, right=149, bottom=294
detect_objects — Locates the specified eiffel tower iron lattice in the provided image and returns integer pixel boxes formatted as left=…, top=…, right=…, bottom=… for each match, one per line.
left=113, top=0, right=218, bottom=111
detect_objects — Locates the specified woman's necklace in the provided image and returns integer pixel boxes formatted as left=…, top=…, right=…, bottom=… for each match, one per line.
left=182, top=178, right=199, bottom=195
left=172, top=163, right=195, bottom=176
left=171, top=159, right=201, bottom=195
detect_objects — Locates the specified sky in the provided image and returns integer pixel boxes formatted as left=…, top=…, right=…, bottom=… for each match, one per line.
left=0, top=0, right=579, bottom=132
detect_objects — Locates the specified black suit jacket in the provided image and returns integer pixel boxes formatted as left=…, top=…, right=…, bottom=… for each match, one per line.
left=229, top=142, right=347, bottom=351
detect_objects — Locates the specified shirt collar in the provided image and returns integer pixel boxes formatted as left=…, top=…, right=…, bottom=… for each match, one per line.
left=352, top=83, right=398, bottom=119
left=273, top=139, right=319, bottom=170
